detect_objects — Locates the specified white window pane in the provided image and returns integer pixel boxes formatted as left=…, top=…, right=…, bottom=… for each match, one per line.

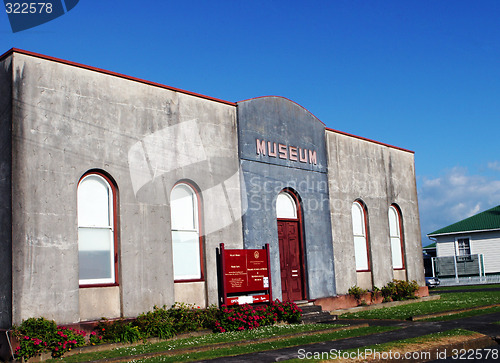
left=78, top=227, right=113, bottom=281
left=79, top=250, right=113, bottom=280
left=276, top=193, right=297, bottom=219
left=79, top=227, right=113, bottom=251
left=354, top=236, right=369, bottom=270
left=78, top=176, right=111, bottom=227
left=172, top=230, right=201, bottom=279
left=79, top=226, right=113, bottom=281
left=391, top=237, right=403, bottom=268
left=388, top=207, right=399, bottom=237
left=171, top=185, right=196, bottom=230
left=351, top=203, right=364, bottom=235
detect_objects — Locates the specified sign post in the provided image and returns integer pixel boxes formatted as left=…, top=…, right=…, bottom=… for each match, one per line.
left=219, top=243, right=272, bottom=306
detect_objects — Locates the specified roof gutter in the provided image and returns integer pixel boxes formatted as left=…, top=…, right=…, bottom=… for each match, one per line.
left=427, top=227, right=500, bottom=238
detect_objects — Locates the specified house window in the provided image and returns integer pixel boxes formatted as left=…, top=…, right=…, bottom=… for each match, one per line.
left=352, top=201, right=370, bottom=271
left=170, top=183, right=203, bottom=281
left=456, top=238, right=471, bottom=256
left=78, top=173, right=118, bottom=286
left=388, top=205, right=405, bottom=269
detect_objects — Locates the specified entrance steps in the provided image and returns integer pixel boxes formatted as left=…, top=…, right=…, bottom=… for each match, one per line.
left=295, top=301, right=337, bottom=324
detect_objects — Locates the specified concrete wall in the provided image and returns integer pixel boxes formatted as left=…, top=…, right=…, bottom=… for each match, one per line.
left=327, top=130, right=424, bottom=294
left=0, top=55, right=12, bottom=329
left=237, top=97, right=336, bottom=300
left=9, top=53, right=243, bottom=325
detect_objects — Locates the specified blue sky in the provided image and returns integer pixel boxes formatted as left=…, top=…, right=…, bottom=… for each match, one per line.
left=2, top=1, right=500, bottom=244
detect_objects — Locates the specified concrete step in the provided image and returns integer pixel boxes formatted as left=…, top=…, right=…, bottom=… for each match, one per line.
left=298, top=304, right=337, bottom=324
left=301, top=311, right=337, bottom=324
left=299, top=305, right=323, bottom=314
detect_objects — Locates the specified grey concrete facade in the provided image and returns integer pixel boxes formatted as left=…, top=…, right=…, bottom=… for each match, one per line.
left=326, top=130, right=424, bottom=294
left=0, top=49, right=424, bottom=328
left=0, top=54, right=12, bottom=329
left=0, top=51, right=244, bottom=327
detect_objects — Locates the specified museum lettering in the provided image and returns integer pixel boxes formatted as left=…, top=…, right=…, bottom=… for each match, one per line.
left=256, top=138, right=317, bottom=165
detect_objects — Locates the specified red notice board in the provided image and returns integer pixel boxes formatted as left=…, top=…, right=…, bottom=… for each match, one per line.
left=219, top=243, right=272, bottom=306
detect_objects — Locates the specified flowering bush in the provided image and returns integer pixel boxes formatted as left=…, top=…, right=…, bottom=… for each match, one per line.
left=268, top=300, right=302, bottom=324
left=13, top=317, right=86, bottom=360
left=12, top=301, right=302, bottom=359
left=214, top=300, right=302, bottom=333
left=51, top=326, right=86, bottom=357
left=88, top=331, right=104, bottom=345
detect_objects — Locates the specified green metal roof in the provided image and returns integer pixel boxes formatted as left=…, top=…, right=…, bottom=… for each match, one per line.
left=428, top=205, right=500, bottom=236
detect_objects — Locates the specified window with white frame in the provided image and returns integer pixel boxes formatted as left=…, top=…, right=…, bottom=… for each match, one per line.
left=352, top=201, right=370, bottom=271
left=388, top=205, right=405, bottom=269
left=456, top=237, right=471, bottom=256
left=170, top=183, right=202, bottom=280
left=78, top=173, right=117, bottom=285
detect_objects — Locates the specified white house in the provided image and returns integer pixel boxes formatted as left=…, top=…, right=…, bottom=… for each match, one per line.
left=427, top=205, right=500, bottom=278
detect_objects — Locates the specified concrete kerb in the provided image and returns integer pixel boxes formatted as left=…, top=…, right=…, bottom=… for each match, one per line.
left=330, top=295, right=441, bottom=316
left=410, top=303, right=500, bottom=321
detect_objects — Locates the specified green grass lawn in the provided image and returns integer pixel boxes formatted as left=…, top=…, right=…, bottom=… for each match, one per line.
left=53, top=324, right=398, bottom=362
left=127, top=326, right=399, bottom=363
left=340, top=290, right=500, bottom=320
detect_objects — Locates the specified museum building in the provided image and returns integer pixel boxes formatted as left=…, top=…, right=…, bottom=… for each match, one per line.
left=0, top=49, right=424, bottom=329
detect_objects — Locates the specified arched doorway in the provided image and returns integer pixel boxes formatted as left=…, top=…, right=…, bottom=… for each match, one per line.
left=276, top=190, right=305, bottom=301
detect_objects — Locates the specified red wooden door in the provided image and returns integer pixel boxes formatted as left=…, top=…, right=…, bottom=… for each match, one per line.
left=278, top=220, right=304, bottom=301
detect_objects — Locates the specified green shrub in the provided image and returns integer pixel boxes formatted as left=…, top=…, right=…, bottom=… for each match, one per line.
left=371, top=286, right=381, bottom=302
left=381, top=279, right=419, bottom=301
left=135, top=305, right=176, bottom=339
left=95, top=319, right=143, bottom=343
left=348, top=285, right=367, bottom=304
left=168, top=302, right=210, bottom=334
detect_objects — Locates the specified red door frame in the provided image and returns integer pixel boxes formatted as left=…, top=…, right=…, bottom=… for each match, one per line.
left=277, top=189, right=307, bottom=301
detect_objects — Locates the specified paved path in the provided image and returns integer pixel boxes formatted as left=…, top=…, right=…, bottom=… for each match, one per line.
left=194, top=312, right=500, bottom=362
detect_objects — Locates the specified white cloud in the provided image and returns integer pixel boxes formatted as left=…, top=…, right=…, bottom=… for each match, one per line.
left=418, top=166, right=500, bottom=243
left=488, top=161, right=500, bottom=172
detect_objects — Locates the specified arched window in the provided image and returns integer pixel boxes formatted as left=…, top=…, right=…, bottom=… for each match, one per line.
left=389, top=205, right=405, bottom=269
left=276, top=191, right=297, bottom=219
left=352, top=201, right=370, bottom=271
left=170, top=183, right=203, bottom=280
left=78, top=172, right=118, bottom=286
